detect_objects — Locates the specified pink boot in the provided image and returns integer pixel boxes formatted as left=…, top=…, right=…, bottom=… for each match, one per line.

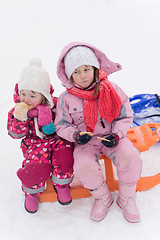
left=25, top=194, right=38, bottom=213
left=54, top=185, right=72, bottom=205
left=90, top=183, right=113, bottom=221
left=117, top=183, right=140, bottom=223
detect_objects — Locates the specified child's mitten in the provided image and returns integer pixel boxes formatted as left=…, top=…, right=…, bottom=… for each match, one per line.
left=27, top=105, right=55, bottom=134
left=17, top=163, right=51, bottom=188
left=36, top=105, right=52, bottom=126
left=101, top=133, right=119, bottom=148
left=14, top=102, right=32, bottom=121
left=27, top=108, right=39, bottom=118
left=74, top=131, right=92, bottom=145
left=42, top=123, right=55, bottom=135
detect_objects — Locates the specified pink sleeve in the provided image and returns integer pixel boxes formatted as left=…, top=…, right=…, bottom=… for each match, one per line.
left=54, top=93, right=79, bottom=142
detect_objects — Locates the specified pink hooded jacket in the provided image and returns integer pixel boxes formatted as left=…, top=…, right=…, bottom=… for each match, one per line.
left=55, top=42, right=133, bottom=142
left=7, top=84, right=58, bottom=146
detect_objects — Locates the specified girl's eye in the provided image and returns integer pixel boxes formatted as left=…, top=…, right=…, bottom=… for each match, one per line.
left=31, top=95, right=35, bottom=98
left=84, top=68, right=90, bottom=71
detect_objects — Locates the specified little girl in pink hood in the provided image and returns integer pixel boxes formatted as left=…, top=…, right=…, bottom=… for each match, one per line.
left=7, top=58, right=74, bottom=213
left=54, top=42, right=142, bottom=223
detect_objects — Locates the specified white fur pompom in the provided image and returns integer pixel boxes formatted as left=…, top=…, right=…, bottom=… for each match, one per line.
left=29, top=58, right=42, bottom=67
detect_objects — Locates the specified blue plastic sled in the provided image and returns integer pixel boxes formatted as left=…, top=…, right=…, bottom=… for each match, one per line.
left=129, top=94, right=160, bottom=127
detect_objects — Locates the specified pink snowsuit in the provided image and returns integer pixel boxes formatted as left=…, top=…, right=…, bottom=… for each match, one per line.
left=54, top=42, right=142, bottom=190
left=7, top=84, right=74, bottom=195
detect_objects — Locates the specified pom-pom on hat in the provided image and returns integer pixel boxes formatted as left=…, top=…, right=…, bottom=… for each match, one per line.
left=64, top=46, right=100, bottom=79
left=18, top=58, right=53, bottom=108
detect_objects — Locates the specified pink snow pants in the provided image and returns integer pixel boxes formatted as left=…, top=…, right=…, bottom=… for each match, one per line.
left=20, top=137, right=74, bottom=195
left=73, top=136, right=142, bottom=190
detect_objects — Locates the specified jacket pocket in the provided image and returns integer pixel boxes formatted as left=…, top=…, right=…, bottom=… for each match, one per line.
left=68, top=105, right=84, bottom=124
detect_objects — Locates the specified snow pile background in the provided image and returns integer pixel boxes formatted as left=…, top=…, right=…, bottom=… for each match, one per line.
left=0, top=0, right=160, bottom=239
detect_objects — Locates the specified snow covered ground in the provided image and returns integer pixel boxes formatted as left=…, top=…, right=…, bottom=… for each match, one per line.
left=1, top=0, right=160, bottom=239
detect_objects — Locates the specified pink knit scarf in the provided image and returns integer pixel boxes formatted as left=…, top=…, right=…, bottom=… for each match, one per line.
left=67, top=70, right=122, bottom=133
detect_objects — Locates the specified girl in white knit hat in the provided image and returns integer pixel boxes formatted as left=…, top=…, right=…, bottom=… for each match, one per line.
left=54, top=42, right=142, bottom=223
left=7, top=58, right=74, bottom=213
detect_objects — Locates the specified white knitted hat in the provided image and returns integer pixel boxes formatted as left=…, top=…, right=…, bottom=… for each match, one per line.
left=18, top=58, right=53, bottom=108
left=64, top=46, right=100, bottom=78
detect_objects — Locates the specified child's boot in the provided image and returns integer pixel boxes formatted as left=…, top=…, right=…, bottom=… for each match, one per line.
left=24, top=194, right=39, bottom=213
left=90, top=183, right=113, bottom=221
left=54, top=185, right=72, bottom=205
left=117, top=182, right=140, bottom=223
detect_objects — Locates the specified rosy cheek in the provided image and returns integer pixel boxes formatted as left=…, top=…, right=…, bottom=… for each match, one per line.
left=19, top=96, right=24, bottom=102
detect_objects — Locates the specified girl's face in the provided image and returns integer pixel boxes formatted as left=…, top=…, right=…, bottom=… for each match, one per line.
left=71, top=65, right=94, bottom=89
left=19, top=89, right=44, bottom=107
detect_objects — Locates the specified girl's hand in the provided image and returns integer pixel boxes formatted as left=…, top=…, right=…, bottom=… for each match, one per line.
left=101, top=133, right=119, bottom=148
left=27, top=105, right=52, bottom=125
left=14, top=102, right=32, bottom=121
left=74, top=131, right=93, bottom=145
left=28, top=105, right=55, bottom=134
left=27, top=108, right=39, bottom=118
left=35, top=105, right=52, bottom=126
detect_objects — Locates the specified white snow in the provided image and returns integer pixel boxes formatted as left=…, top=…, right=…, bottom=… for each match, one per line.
left=1, top=0, right=160, bottom=239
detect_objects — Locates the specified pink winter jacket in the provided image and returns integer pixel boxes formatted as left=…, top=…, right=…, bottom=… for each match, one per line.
left=7, top=84, right=57, bottom=142
left=54, top=42, right=133, bottom=142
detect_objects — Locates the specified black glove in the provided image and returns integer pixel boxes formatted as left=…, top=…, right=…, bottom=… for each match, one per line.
left=74, top=132, right=92, bottom=145
left=102, top=133, right=119, bottom=148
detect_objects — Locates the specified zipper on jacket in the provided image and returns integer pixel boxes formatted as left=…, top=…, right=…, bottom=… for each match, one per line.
left=100, top=117, right=105, bottom=128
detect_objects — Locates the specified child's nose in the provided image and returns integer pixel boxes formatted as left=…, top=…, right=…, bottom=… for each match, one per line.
left=24, top=97, right=30, bottom=104
left=81, top=72, right=86, bottom=78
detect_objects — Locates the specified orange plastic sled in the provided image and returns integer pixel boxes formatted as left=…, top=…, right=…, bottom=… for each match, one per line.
left=39, top=123, right=160, bottom=203
left=127, top=123, right=160, bottom=152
